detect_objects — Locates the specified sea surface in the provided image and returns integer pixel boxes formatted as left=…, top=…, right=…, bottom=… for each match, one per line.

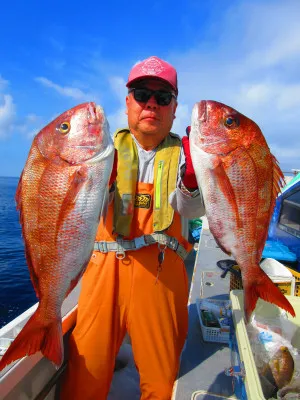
left=0, top=176, right=37, bottom=328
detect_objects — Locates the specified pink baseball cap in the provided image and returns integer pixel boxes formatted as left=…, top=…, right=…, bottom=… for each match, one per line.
left=126, top=56, right=178, bottom=95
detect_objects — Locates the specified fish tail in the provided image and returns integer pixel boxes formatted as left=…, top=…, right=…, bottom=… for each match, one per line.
left=0, top=307, right=63, bottom=372
left=243, top=268, right=296, bottom=322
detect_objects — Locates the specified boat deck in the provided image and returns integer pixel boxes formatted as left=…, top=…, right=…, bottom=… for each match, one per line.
left=173, top=224, right=236, bottom=400
left=110, top=221, right=237, bottom=400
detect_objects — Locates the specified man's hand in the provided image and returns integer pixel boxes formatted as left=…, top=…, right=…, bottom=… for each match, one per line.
left=109, top=149, right=118, bottom=187
left=181, top=126, right=198, bottom=190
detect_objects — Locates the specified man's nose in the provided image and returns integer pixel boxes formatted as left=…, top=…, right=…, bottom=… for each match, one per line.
left=146, top=95, right=158, bottom=109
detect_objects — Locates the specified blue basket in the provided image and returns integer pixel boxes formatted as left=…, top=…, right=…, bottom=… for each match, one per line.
left=262, top=240, right=297, bottom=262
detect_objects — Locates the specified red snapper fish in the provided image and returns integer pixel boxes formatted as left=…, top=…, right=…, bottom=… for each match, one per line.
left=0, top=102, right=114, bottom=371
left=189, top=100, right=295, bottom=322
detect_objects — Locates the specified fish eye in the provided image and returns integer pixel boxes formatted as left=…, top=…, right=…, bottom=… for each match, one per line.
left=224, top=116, right=239, bottom=128
left=57, top=121, right=71, bottom=134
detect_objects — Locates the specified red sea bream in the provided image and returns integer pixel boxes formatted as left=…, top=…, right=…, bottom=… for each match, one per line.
left=190, top=100, right=295, bottom=322
left=0, top=102, right=114, bottom=371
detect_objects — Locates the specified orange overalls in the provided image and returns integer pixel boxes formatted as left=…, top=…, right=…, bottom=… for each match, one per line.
left=61, top=181, right=191, bottom=400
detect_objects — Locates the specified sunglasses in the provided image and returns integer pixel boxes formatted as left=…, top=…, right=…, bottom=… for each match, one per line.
left=128, top=88, right=176, bottom=106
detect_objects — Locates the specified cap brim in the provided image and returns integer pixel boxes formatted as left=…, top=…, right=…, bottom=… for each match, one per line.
left=126, top=76, right=178, bottom=94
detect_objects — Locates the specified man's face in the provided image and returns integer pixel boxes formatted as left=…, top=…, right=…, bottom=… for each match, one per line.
left=126, top=79, right=177, bottom=144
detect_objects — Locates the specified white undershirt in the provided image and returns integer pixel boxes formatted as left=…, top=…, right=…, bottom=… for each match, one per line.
left=131, top=134, right=184, bottom=184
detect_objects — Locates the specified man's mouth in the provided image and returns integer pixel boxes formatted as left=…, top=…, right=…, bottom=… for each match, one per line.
left=141, top=113, right=159, bottom=120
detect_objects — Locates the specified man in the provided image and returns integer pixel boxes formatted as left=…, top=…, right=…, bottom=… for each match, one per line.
left=61, top=56, right=205, bottom=400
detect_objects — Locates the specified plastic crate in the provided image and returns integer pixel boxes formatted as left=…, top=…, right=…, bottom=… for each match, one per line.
left=229, top=260, right=297, bottom=296
left=229, top=265, right=243, bottom=291
left=230, top=291, right=300, bottom=400
left=196, top=298, right=231, bottom=344
left=287, top=267, right=300, bottom=297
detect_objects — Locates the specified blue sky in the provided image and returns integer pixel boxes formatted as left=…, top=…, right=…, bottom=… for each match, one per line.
left=0, top=0, right=299, bottom=177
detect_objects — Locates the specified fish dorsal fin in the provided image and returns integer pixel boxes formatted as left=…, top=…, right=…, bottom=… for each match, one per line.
left=256, top=155, right=285, bottom=260
left=268, top=155, right=285, bottom=227
left=15, top=170, right=24, bottom=213
left=15, top=170, right=41, bottom=298
left=272, top=155, right=285, bottom=200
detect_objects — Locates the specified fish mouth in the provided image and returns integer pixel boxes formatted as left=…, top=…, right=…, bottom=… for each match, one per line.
left=190, top=101, right=207, bottom=136
left=88, top=103, right=102, bottom=123
left=191, top=100, right=207, bottom=132
left=198, top=100, right=207, bottom=122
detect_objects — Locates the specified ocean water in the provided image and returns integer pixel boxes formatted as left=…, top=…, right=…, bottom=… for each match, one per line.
left=0, top=176, right=37, bottom=328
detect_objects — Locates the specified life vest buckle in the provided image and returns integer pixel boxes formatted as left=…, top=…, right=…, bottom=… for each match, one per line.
left=116, top=250, right=125, bottom=260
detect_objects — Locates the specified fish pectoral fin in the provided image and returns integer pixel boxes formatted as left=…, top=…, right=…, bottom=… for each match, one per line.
left=55, top=167, right=89, bottom=237
left=213, top=162, right=243, bottom=229
left=65, top=166, right=89, bottom=206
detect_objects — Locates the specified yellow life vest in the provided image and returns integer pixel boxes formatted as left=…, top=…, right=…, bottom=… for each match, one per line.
left=113, top=128, right=181, bottom=236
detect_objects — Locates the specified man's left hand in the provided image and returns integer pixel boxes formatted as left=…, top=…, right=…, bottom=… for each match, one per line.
left=181, top=127, right=198, bottom=190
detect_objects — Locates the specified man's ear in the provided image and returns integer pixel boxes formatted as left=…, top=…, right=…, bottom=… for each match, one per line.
left=173, top=101, right=177, bottom=120
left=125, top=96, right=129, bottom=115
